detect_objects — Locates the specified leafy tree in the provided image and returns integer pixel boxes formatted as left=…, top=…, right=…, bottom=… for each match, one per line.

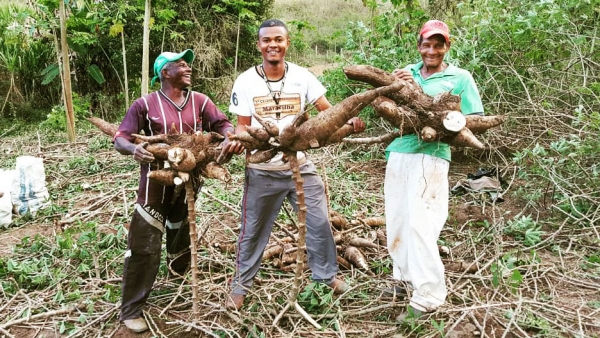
left=0, top=3, right=56, bottom=118
left=1, top=0, right=275, bottom=121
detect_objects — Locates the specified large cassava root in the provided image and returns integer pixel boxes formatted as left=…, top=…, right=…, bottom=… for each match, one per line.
left=88, top=117, right=231, bottom=186
left=343, top=65, right=505, bottom=149
left=343, top=64, right=461, bottom=111
left=229, top=82, right=406, bottom=163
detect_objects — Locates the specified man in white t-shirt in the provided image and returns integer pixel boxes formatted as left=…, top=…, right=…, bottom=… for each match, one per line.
left=225, top=19, right=365, bottom=310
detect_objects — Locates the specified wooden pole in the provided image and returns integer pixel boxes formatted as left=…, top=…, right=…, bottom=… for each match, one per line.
left=141, top=0, right=150, bottom=95
left=272, top=152, right=321, bottom=329
left=121, top=31, right=129, bottom=109
left=234, top=15, right=240, bottom=74
left=286, top=152, right=306, bottom=305
left=58, top=0, right=76, bottom=142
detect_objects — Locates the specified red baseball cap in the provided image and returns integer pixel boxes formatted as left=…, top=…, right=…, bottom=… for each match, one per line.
left=419, top=20, right=450, bottom=44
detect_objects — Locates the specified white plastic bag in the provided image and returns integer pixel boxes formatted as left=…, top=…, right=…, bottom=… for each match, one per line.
left=11, top=156, right=50, bottom=216
left=0, top=169, right=14, bottom=228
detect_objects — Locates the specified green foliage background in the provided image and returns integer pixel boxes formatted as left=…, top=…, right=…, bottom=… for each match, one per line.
left=0, top=0, right=274, bottom=121
left=316, top=0, right=599, bottom=230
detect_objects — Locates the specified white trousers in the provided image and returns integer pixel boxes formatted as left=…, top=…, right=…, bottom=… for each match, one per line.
left=384, top=152, right=449, bottom=312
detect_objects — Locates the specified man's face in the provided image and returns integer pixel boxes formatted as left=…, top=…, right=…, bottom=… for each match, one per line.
left=418, top=35, right=449, bottom=69
left=163, top=59, right=192, bottom=88
left=257, top=26, right=290, bottom=64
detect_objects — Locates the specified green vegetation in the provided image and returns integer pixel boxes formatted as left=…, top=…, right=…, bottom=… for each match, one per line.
left=0, top=0, right=274, bottom=122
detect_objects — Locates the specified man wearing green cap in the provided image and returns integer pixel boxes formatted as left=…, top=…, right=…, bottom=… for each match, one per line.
left=113, top=49, right=242, bottom=332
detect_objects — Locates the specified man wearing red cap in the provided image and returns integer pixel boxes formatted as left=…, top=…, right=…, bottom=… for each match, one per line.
left=384, top=20, right=484, bottom=322
left=113, top=50, right=242, bottom=332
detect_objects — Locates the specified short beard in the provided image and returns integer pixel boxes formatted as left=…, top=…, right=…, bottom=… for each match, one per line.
left=265, top=58, right=284, bottom=66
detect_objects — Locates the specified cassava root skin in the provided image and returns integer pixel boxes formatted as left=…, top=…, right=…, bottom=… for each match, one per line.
left=282, top=82, right=406, bottom=151
left=465, top=114, right=505, bottom=134
left=230, top=82, right=408, bottom=165
left=344, top=246, right=373, bottom=275
left=343, top=65, right=505, bottom=149
left=348, top=237, right=379, bottom=249
left=88, top=117, right=232, bottom=184
left=343, top=65, right=460, bottom=111
left=147, top=169, right=178, bottom=186
left=371, top=98, right=487, bottom=149
left=201, top=162, right=231, bottom=182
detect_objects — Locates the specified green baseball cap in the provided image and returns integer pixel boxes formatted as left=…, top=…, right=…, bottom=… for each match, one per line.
left=151, top=49, right=195, bottom=87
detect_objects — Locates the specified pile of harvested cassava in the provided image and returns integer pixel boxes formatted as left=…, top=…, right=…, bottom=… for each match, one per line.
left=89, top=117, right=231, bottom=185
left=237, top=210, right=473, bottom=276
left=343, top=65, right=505, bottom=149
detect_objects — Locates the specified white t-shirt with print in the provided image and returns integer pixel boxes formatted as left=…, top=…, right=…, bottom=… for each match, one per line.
left=229, top=62, right=326, bottom=170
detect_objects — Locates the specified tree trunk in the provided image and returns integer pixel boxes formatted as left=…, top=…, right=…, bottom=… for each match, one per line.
left=59, top=0, right=76, bottom=142
left=141, top=0, right=151, bottom=95
left=121, top=31, right=129, bottom=109
left=234, top=15, right=240, bottom=74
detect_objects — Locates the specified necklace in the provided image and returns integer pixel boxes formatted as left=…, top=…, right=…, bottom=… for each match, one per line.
left=259, top=63, right=287, bottom=106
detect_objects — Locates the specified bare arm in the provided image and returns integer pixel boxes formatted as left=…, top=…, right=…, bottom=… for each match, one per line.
left=235, top=115, right=252, bottom=133
left=114, top=136, right=155, bottom=164
left=313, top=95, right=332, bottom=112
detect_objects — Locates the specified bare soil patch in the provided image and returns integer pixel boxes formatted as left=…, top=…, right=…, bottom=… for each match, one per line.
left=308, top=63, right=338, bottom=77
